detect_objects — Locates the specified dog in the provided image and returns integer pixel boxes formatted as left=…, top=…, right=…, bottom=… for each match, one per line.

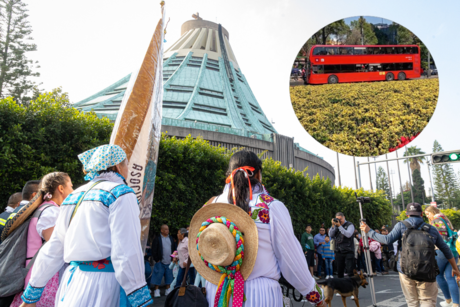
left=316, top=270, right=368, bottom=307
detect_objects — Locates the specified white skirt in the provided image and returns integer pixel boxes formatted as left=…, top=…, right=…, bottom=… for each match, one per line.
left=55, top=266, right=121, bottom=307
left=206, top=277, right=283, bottom=307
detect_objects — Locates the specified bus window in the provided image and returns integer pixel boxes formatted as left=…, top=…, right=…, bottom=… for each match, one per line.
left=313, top=47, right=326, bottom=55
left=403, top=63, right=413, bottom=70
left=325, top=47, right=338, bottom=55
left=383, top=63, right=395, bottom=71
left=354, top=47, right=366, bottom=55
left=367, top=47, right=379, bottom=55
left=324, top=65, right=340, bottom=73
left=376, top=47, right=386, bottom=54
left=312, top=65, right=324, bottom=74
left=339, top=47, right=353, bottom=55
left=369, top=64, right=381, bottom=72
left=355, top=64, right=368, bottom=72
left=395, top=47, right=404, bottom=54
left=412, top=47, right=418, bottom=54
left=341, top=64, right=356, bottom=73
left=385, top=47, right=394, bottom=54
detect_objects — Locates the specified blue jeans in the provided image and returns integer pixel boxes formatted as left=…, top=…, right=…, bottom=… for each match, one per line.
left=152, top=262, right=174, bottom=286
left=324, top=258, right=333, bottom=276
left=145, top=260, right=152, bottom=288
left=316, top=255, right=323, bottom=277
left=375, top=258, right=384, bottom=273
left=436, top=250, right=459, bottom=304
left=176, top=266, right=196, bottom=286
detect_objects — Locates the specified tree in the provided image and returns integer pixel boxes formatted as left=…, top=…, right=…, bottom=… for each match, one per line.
left=350, top=17, right=377, bottom=45
left=311, top=19, right=349, bottom=45
left=412, top=169, right=426, bottom=205
left=403, top=146, right=426, bottom=173
left=0, top=0, right=40, bottom=105
left=432, top=140, right=459, bottom=208
left=376, top=166, right=391, bottom=199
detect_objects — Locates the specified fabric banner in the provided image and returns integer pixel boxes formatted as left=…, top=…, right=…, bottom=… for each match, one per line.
left=110, top=4, right=165, bottom=251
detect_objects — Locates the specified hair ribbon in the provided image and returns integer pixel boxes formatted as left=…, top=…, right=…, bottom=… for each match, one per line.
left=225, top=166, right=255, bottom=206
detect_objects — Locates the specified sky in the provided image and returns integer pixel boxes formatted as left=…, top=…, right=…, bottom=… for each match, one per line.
left=344, top=16, right=393, bottom=25
left=24, top=0, right=460, bottom=201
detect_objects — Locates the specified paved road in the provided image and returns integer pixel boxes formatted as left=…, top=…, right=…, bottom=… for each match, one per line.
left=151, top=272, right=448, bottom=306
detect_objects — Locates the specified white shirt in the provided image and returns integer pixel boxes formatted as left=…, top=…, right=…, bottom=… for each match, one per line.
left=4, top=206, right=15, bottom=213
left=29, top=172, right=146, bottom=296
left=36, top=206, right=60, bottom=239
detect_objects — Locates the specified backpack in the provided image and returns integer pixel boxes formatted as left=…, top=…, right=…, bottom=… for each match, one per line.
left=437, top=217, right=458, bottom=256
left=400, top=220, right=439, bottom=282
left=0, top=205, right=52, bottom=297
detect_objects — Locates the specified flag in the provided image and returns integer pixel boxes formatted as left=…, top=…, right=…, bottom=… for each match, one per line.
left=110, top=3, right=165, bottom=251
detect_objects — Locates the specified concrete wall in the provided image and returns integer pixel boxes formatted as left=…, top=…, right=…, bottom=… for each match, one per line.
left=162, top=124, right=336, bottom=184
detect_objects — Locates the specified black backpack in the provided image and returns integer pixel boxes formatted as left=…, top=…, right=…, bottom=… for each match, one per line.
left=400, top=220, right=439, bottom=282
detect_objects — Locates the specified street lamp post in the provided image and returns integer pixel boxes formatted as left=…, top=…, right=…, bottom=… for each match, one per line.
left=427, top=162, right=435, bottom=203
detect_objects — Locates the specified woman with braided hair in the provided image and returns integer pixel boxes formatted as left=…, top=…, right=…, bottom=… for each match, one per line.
left=10, top=172, right=73, bottom=307
left=192, top=150, right=326, bottom=307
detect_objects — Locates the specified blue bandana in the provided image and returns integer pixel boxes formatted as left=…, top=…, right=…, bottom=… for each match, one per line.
left=78, top=145, right=127, bottom=181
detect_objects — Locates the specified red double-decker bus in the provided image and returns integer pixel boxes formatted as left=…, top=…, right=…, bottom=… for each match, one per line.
left=306, top=45, right=421, bottom=84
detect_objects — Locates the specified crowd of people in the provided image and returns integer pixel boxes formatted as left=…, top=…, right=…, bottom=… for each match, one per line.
left=1, top=144, right=460, bottom=307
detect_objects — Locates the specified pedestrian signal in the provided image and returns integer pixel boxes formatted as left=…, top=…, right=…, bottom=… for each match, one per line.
left=431, top=150, right=460, bottom=165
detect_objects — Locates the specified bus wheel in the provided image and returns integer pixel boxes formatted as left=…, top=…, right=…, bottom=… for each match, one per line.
left=398, top=72, right=406, bottom=80
left=328, top=75, right=338, bottom=84
left=386, top=72, right=394, bottom=81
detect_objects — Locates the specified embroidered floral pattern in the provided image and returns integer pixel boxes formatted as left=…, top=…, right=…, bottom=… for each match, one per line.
left=127, top=285, right=153, bottom=307
left=260, top=194, right=274, bottom=203
left=93, top=259, right=110, bottom=270
left=256, top=202, right=268, bottom=209
left=305, top=284, right=325, bottom=306
left=258, top=209, right=270, bottom=223
left=21, top=284, right=45, bottom=304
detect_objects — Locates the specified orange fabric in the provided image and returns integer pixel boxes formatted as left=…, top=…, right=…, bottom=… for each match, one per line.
left=225, top=166, right=256, bottom=206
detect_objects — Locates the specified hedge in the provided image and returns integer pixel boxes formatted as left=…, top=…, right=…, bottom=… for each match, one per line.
left=0, top=89, right=113, bottom=209
left=290, top=78, right=439, bottom=156
left=152, top=135, right=393, bottom=236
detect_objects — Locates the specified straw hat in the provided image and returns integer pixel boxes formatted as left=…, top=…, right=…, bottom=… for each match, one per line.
left=189, top=202, right=258, bottom=286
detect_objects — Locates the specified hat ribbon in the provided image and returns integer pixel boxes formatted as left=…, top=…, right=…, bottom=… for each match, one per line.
left=197, top=216, right=246, bottom=307
left=225, top=166, right=255, bottom=206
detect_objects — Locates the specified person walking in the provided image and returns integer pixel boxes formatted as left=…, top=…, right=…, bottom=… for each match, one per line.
left=175, top=228, right=195, bottom=285
left=17, top=144, right=153, bottom=307
left=193, top=150, right=326, bottom=306
left=361, top=203, right=460, bottom=307
left=425, top=205, right=459, bottom=307
left=10, top=172, right=73, bottom=307
left=329, top=212, right=355, bottom=278
left=302, top=225, right=317, bottom=279
left=314, top=227, right=327, bottom=278
left=151, top=224, right=176, bottom=297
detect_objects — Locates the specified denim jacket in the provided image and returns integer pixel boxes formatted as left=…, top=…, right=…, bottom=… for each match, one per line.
left=367, top=216, right=453, bottom=274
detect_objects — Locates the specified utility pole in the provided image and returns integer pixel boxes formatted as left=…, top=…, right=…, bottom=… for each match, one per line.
left=427, top=162, right=435, bottom=203
left=390, top=170, right=396, bottom=200
left=374, top=157, right=378, bottom=189
left=357, top=160, right=362, bottom=189
left=405, top=147, right=415, bottom=203
left=368, top=157, right=373, bottom=192
left=353, top=156, right=358, bottom=190
left=337, top=152, right=342, bottom=187
left=395, top=150, right=405, bottom=210
left=385, top=154, right=396, bottom=213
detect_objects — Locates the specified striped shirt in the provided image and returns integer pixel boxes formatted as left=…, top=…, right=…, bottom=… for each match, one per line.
left=319, top=243, right=335, bottom=260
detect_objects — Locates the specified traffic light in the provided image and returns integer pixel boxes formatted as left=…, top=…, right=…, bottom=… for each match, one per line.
left=431, top=149, right=460, bottom=165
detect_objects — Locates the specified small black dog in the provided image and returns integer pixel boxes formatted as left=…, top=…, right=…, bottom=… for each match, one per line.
left=316, top=270, right=368, bottom=307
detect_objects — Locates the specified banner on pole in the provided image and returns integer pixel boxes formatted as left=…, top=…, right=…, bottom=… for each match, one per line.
left=110, top=4, right=165, bottom=251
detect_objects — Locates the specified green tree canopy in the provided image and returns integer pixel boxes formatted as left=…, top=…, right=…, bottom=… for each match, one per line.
left=412, top=169, right=426, bottom=205
left=376, top=166, right=391, bottom=200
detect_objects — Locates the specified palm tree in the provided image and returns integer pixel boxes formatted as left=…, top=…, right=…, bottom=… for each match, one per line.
left=403, top=146, right=426, bottom=173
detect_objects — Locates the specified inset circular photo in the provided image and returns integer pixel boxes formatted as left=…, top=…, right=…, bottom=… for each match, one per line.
left=290, top=16, right=439, bottom=157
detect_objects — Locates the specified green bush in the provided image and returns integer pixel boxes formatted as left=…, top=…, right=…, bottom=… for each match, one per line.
left=152, top=139, right=393, bottom=236
left=0, top=89, right=113, bottom=209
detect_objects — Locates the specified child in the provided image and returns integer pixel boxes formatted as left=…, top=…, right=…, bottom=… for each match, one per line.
left=318, top=235, right=335, bottom=279
left=369, top=240, right=384, bottom=275
left=169, top=251, right=180, bottom=288
left=194, top=271, right=206, bottom=288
